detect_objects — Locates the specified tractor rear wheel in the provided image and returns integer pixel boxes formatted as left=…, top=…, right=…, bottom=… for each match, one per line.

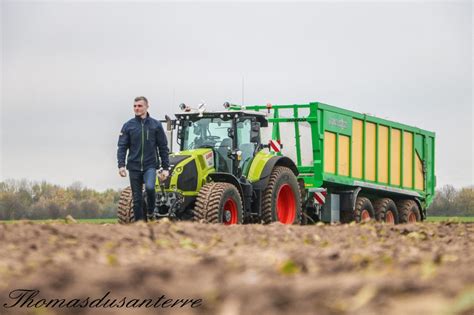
left=262, top=166, right=302, bottom=224
left=397, top=199, right=421, bottom=223
left=117, top=186, right=135, bottom=223
left=374, top=198, right=399, bottom=224
left=193, top=182, right=243, bottom=224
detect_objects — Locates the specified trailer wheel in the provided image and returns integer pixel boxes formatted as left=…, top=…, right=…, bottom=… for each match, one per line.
left=262, top=166, right=302, bottom=224
left=117, top=186, right=135, bottom=223
left=352, top=197, right=375, bottom=223
left=397, top=200, right=421, bottom=223
left=374, top=198, right=399, bottom=224
left=193, top=182, right=243, bottom=224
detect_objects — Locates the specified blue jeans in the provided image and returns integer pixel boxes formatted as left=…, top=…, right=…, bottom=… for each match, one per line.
left=129, top=168, right=156, bottom=221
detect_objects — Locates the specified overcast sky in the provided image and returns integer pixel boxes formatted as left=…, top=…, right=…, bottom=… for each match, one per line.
left=1, top=0, right=472, bottom=191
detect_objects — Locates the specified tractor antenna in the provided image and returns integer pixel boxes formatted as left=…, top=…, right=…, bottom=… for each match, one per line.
left=241, top=76, right=245, bottom=106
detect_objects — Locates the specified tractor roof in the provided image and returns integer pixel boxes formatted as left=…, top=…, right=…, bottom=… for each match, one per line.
left=175, top=110, right=269, bottom=127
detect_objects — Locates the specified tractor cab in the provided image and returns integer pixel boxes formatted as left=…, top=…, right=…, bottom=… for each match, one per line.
left=174, top=110, right=268, bottom=178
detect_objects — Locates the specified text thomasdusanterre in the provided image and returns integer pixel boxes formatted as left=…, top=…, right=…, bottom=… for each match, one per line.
left=3, top=289, right=203, bottom=309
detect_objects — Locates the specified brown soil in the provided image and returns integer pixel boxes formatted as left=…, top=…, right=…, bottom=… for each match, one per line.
left=0, top=221, right=473, bottom=315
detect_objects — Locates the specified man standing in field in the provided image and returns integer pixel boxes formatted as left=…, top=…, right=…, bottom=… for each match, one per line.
left=117, top=96, right=170, bottom=221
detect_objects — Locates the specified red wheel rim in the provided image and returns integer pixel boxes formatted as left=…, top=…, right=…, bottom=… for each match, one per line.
left=408, top=211, right=417, bottom=223
left=385, top=211, right=395, bottom=224
left=361, top=209, right=371, bottom=222
left=223, top=198, right=238, bottom=225
left=276, top=184, right=296, bottom=224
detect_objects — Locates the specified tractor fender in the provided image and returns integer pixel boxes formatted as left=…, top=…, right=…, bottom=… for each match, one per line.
left=207, top=173, right=244, bottom=201
left=252, top=156, right=299, bottom=190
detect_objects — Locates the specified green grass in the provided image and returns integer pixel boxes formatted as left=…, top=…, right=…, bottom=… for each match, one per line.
left=76, top=218, right=118, bottom=224
left=0, top=218, right=118, bottom=224
left=426, top=216, right=474, bottom=222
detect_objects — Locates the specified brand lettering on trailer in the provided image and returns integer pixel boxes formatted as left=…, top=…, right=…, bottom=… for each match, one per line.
left=313, top=191, right=327, bottom=205
left=329, top=118, right=348, bottom=130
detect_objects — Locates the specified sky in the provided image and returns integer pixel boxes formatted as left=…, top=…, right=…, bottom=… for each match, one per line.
left=1, top=0, right=473, bottom=191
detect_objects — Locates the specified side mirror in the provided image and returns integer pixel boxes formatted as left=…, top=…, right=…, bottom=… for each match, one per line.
left=250, top=122, right=260, bottom=143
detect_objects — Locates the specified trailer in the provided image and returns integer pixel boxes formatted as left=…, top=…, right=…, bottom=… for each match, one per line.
left=234, top=102, right=436, bottom=224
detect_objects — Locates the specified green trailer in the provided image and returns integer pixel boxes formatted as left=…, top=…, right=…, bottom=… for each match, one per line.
left=232, top=102, right=436, bottom=223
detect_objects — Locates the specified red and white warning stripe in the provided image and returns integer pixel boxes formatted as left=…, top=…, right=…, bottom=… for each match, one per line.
left=313, top=191, right=327, bottom=205
left=269, top=139, right=281, bottom=153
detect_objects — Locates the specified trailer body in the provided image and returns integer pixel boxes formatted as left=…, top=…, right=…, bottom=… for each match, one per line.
left=240, top=102, right=436, bottom=221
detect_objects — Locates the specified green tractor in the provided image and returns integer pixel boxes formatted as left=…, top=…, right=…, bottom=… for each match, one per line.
left=117, top=103, right=302, bottom=224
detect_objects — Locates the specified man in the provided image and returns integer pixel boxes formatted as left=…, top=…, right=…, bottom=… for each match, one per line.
left=117, top=96, right=170, bottom=221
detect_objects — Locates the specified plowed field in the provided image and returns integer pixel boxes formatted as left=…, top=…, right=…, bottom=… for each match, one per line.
left=0, top=221, right=473, bottom=315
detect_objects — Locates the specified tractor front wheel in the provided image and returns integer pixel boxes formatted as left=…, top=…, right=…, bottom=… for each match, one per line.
left=117, top=186, right=135, bottom=223
left=193, top=182, right=243, bottom=224
left=262, top=166, right=302, bottom=224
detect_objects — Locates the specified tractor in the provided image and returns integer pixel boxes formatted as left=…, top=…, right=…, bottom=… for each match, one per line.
left=117, top=103, right=302, bottom=224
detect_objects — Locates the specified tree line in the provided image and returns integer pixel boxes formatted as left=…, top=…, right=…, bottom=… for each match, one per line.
left=0, top=179, right=120, bottom=220
left=0, top=179, right=473, bottom=220
left=427, top=185, right=474, bottom=216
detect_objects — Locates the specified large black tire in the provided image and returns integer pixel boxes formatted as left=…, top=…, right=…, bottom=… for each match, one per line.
left=373, top=198, right=399, bottom=224
left=262, top=166, right=302, bottom=224
left=352, top=197, right=375, bottom=223
left=397, top=199, right=421, bottom=223
left=193, top=182, right=243, bottom=224
left=117, top=186, right=135, bottom=224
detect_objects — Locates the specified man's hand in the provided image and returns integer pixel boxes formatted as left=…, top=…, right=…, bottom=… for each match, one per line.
left=157, top=169, right=170, bottom=182
left=119, top=167, right=127, bottom=177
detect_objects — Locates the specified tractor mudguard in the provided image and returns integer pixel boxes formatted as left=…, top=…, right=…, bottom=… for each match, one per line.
left=248, top=154, right=299, bottom=190
left=208, top=173, right=244, bottom=201
left=260, top=156, right=299, bottom=178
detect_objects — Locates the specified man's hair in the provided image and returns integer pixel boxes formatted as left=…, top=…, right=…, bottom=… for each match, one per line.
left=134, top=96, right=148, bottom=104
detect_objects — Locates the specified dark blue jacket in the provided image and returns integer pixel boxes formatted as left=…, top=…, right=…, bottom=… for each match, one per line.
left=117, top=114, right=170, bottom=171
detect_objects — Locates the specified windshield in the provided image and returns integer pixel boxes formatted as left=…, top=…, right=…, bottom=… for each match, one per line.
left=182, top=118, right=233, bottom=150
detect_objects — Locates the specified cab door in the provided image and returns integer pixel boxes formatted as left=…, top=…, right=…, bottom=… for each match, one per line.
left=237, top=118, right=259, bottom=177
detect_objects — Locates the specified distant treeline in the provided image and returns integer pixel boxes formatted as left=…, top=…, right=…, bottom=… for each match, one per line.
left=428, top=185, right=474, bottom=216
left=0, top=180, right=473, bottom=220
left=0, top=180, right=120, bottom=220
